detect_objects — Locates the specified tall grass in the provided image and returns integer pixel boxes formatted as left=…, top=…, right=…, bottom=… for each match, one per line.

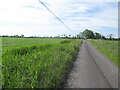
left=88, top=39, right=118, bottom=66
left=2, top=38, right=81, bottom=88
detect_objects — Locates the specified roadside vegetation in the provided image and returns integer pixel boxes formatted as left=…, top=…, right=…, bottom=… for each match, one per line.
left=78, top=29, right=119, bottom=66
left=88, top=39, right=119, bottom=66
left=2, top=37, right=81, bottom=88
left=2, top=29, right=119, bottom=88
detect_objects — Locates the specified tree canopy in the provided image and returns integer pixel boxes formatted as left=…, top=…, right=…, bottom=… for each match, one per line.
left=82, top=29, right=95, bottom=39
left=77, top=29, right=107, bottom=40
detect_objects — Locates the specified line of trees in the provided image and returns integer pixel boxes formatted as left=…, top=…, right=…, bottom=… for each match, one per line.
left=77, top=29, right=106, bottom=39
left=77, top=29, right=119, bottom=40
left=1, top=34, right=24, bottom=38
left=1, top=29, right=119, bottom=40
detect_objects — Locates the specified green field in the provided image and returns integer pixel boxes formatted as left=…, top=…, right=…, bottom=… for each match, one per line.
left=88, top=39, right=119, bottom=66
left=2, top=37, right=67, bottom=49
left=2, top=37, right=81, bottom=88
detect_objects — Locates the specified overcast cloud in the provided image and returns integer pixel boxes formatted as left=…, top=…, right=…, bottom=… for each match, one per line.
left=0, top=0, right=119, bottom=37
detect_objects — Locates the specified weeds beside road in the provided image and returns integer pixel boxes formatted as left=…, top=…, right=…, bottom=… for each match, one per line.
left=2, top=37, right=81, bottom=88
left=88, top=39, right=118, bottom=66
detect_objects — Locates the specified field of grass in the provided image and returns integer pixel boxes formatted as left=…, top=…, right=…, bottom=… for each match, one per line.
left=2, top=37, right=81, bottom=88
left=88, top=39, right=119, bottom=66
left=2, top=37, right=66, bottom=49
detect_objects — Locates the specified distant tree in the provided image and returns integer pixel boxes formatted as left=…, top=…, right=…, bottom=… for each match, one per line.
left=101, top=35, right=106, bottom=40
left=63, top=34, right=66, bottom=37
left=76, top=32, right=84, bottom=39
left=14, top=35, right=19, bottom=37
left=61, top=34, right=67, bottom=38
left=21, top=34, right=24, bottom=37
left=69, top=35, right=71, bottom=38
left=108, top=34, right=113, bottom=40
left=65, top=36, right=68, bottom=38
left=60, top=34, right=66, bottom=38
left=2, top=35, right=8, bottom=37
left=77, top=34, right=80, bottom=39
left=94, top=32, right=101, bottom=39
left=82, top=29, right=95, bottom=39
left=74, top=36, right=77, bottom=39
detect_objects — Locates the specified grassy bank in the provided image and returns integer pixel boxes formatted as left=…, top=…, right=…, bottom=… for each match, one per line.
left=2, top=37, right=81, bottom=88
left=88, top=39, right=118, bottom=66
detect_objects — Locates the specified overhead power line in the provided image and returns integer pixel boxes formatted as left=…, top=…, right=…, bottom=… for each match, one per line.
left=39, top=0, right=77, bottom=35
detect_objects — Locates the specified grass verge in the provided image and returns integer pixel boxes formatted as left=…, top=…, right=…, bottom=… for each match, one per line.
left=2, top=39, right=81, bottom=88
left=88, top=39, right=118, bottom=66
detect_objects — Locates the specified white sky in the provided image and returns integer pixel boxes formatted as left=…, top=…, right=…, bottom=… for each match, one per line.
left=0, top=0, right=119, bottom=37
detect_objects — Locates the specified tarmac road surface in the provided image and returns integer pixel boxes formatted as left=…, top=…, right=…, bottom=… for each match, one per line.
left=64, top=40, right=118, bottom=88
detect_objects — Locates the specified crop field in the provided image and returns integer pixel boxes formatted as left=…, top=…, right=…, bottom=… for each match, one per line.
left=2, top=37, right=81, bottom=88
left=88, top=39, right=119, bottom=66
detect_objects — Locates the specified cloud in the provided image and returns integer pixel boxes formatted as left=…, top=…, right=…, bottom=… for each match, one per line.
left=0, top=0, right=118, bottom=37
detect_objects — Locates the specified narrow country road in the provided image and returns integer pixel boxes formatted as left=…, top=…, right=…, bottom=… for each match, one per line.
left=64, top=40, right=118, bottom=88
